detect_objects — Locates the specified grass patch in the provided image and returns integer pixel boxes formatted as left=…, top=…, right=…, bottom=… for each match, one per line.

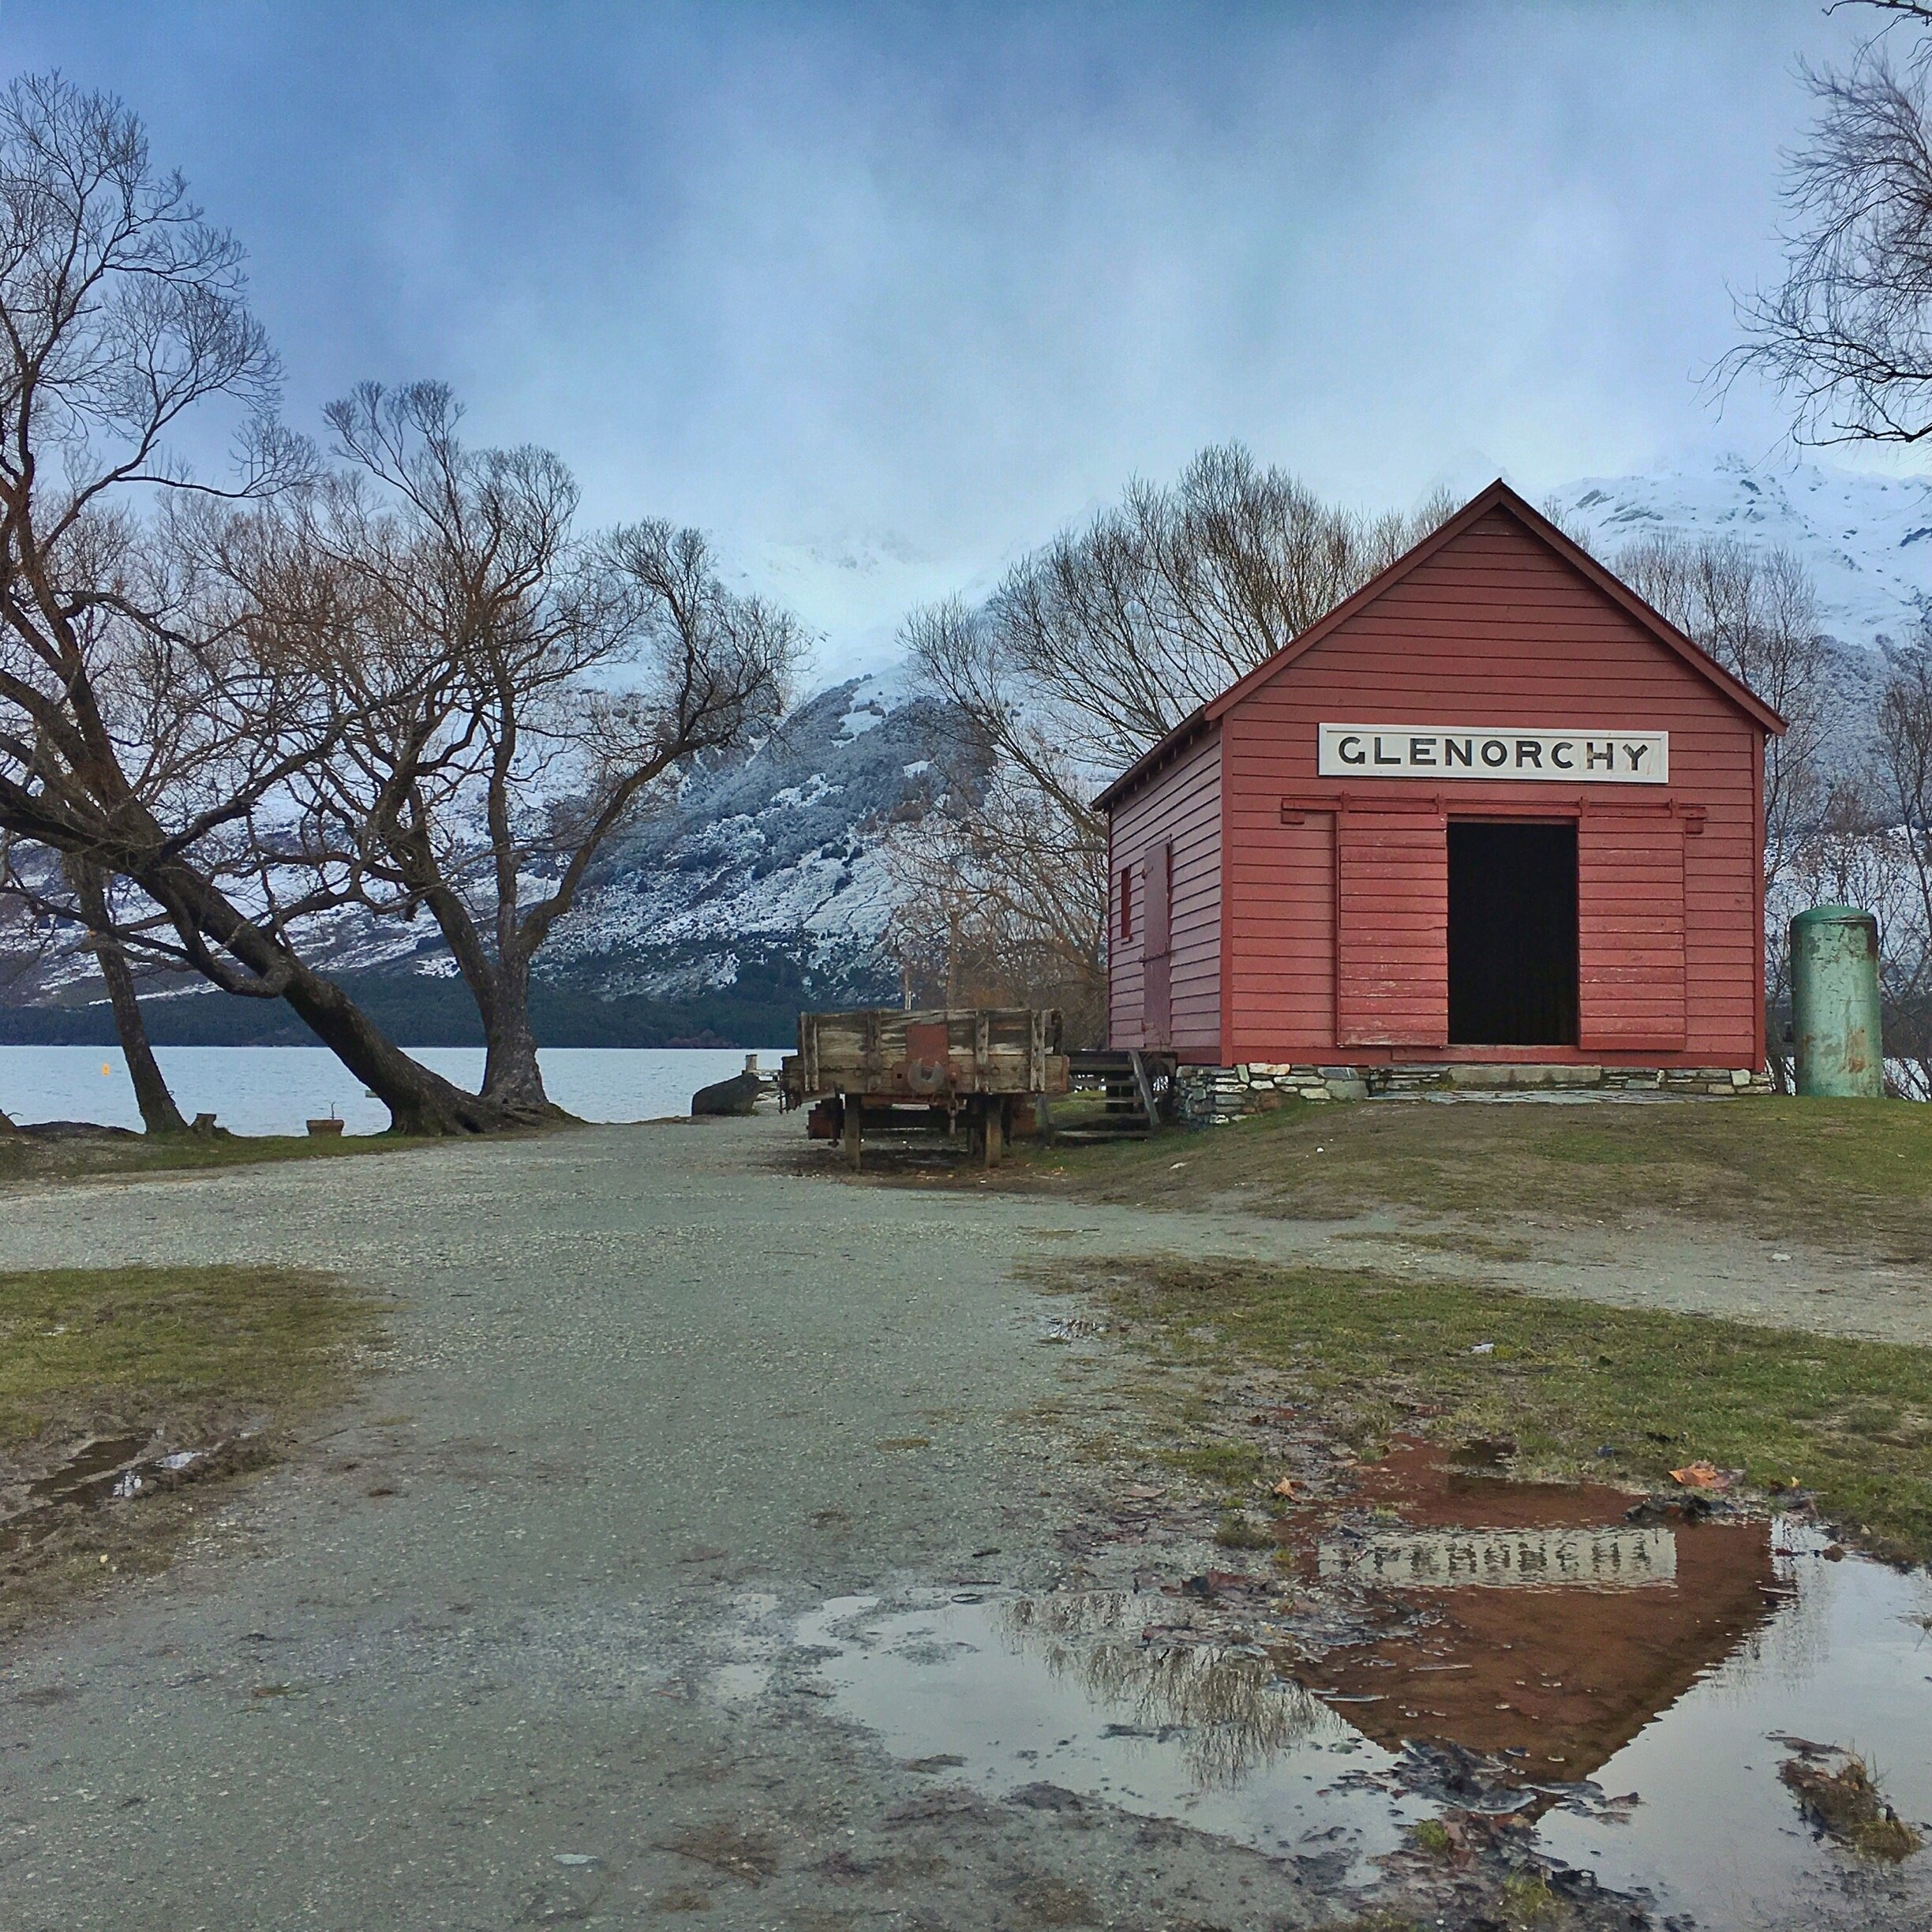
left=1004, top=1095, right=1932, bottom=1256
left=1166, top=1440, right=1266, bottom=1488
left=1064, top=1254, right=1932, bottom=1563
left=0, top=1129, right=431, bottom=1195
left=0, top=1265, right=386, bottom=1629
left=1213, top=1511, right=1276, bottom=1549
left=1780, top=1751, right=1923, bottom=1860
left=1500, top=1872, right=1561, bottom=1924
left=0, top=1265, right=384, bottom=1447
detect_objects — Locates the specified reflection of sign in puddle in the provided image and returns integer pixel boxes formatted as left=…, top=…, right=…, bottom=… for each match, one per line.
left=1285, top=1447, right=1777, bottom=1786
left=1317, top=1524, right=1676, bottom=1588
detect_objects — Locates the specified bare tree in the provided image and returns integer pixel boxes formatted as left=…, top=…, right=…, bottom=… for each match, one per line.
left=63, top=855, right=187, bottom=1132
left=0, top=73, right=535, bottom=1135
left=0, top=803, right=188, bottom=1133
left=898, top=447, right=1456, bottom=1033
left=204, top=384, right=803, bottom=1121
left=1870, top=638, right=1932, bottom=1091
left=1728, top=12, right=1932, bottom=444
left=882, top=721, right=1109, bottom=1038
left=1616, top=534, right=1828, bottom=1087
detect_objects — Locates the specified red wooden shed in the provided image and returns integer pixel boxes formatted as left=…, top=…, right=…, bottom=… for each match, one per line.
left=1096, top=481, right=1784, bottom=1099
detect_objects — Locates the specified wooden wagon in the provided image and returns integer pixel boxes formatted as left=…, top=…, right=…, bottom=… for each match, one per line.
left=781, top=1006, right=1069, bottom=1168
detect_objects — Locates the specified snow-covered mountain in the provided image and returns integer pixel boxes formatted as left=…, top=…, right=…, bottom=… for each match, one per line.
left=0, top=668, right=958, bottom=1046
left=1546, top=451, right=1932, bottom=772
left=1547, top=453, right=1932, bottom=659
left=534, top=668, right=950, bottom=1012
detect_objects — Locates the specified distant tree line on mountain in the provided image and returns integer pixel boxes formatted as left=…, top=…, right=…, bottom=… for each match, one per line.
left=0, top=76, right=802, bottom=1133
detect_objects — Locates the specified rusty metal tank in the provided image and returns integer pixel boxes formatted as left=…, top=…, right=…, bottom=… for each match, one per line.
left=1790, top=904, right=1883, bottom=1099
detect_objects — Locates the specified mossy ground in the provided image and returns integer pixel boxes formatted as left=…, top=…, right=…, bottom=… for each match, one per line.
left=0, top=1265, right=385, bottom=1447
left=0, top=1265, right=387, bottom=1630
left=1054, top=1252, right=1932, bottom=1562
left=0, top=1126, right=432, bottom=1194
left=1002, top=1093, right=1932, bottom=1259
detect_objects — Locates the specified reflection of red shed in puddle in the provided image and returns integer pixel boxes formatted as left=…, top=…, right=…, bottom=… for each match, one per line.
left=1280, top=1453, right=1781, bottom=1783
left=1096, top=484, right=1786, bottom=1098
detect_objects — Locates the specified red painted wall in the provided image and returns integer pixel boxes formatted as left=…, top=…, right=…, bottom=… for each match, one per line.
left=1110, top=505, right=1766, bottom=1069
left=1108, top=729, right=1222, bottom=1054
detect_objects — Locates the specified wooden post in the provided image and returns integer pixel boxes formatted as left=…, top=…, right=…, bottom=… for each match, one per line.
left=983, top=1096, right=1005, bottom=1169
left=841, top=1095, right=862, bottom=1170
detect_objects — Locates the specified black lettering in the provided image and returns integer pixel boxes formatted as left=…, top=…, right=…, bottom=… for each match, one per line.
left=1444, top=737, right=1473, bottom=767
left=1624, top=743, right=1649, bottom=770
left=1515, top=739, right=1543, bottom=769
left=1481, top=738, right=1508, bottom=767
left=1373, top=736, right=1403, bottom=766
left=1338, top=734, right=1365, bottom=766
left=1586, top=740, right=1614, bottom=769
left=1550, top=740, right=1575, bottom=769
left=1409, top=736, right=1436, bottom=766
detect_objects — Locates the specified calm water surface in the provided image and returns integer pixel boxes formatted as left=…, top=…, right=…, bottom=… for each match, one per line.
left=0, top=1044, right=787, bottom=1135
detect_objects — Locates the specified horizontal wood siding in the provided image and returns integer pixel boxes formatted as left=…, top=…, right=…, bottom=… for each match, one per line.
left=1336, top=807, right=1449, bottom=1046
left=1221, top=507, right=1764, bottom=1067
left=1109, top=732, right=1222, bottom=1055
left=1578, top=812, right=1687, bottom=1049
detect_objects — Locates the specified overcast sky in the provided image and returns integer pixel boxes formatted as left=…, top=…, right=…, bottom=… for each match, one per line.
left=0, top=2, right=1893, bottom=670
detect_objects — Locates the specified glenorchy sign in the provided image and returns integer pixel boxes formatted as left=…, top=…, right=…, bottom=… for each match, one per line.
left=1317, top=723, right=1668, bottom=784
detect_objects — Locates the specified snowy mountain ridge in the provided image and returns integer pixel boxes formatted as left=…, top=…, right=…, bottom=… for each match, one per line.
left=539, top=452, right=1932, bottom=1024
left=535, top=668, right=951, bottom=1011
left=1547, top=453, right=1932, bottom=657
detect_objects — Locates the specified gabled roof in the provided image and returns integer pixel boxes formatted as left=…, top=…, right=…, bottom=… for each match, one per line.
left=1095, top=479, right=1787, bottom=813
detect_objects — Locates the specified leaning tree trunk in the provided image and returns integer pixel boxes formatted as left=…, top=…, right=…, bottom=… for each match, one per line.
left=157, top=863, right=511, bottom=1136
left=479, top=949, right=575, bottom=1125
left=66, top=856, right=188, bottom=1134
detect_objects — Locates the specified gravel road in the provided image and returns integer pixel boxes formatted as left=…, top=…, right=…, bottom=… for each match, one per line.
left=0, top=1114, right=1919, bottom=1930
left=0, top=1118, right=1357, bottom=1931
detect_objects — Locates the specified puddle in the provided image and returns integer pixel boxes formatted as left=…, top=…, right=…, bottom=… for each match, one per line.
left=26, top=1434, right=150, bottom=1503
left=1279, top=1445, right=1789, bottom=1787
left=0, top=1434, right=217, bottom=1554
left=799, top=1591, right=1434, bottom=1883
left=793, top=1447, right=1932, bottom=1926
left=1035, top=1314, right=1108, bottom=1344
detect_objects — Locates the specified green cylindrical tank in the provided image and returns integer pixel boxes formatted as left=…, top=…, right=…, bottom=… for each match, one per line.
left=1790, top=904, right=1884, bottom=1098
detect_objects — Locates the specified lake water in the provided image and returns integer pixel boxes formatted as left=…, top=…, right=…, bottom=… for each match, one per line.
left=0, top=1044, right=789, bottom=1136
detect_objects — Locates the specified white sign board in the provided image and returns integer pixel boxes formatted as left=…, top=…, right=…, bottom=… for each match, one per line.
left=1317, top=723, right=1668, bottom=784
left=1317, top=1524, right=1676, bottom=1589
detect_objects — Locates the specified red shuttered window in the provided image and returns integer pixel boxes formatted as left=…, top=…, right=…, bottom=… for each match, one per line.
left=1141, top=839, right=1172, bottom=1049
left=1578, top=811, right=1687, bottom=1050
left=1335, top=807, right=1449, bottom=1047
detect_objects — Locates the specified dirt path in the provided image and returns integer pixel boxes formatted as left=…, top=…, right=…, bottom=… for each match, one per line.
left=0, top=1118, right=1346, bottom=1931
left=0, top=1115, right=1922, bottom=1930
left=1215, top=1208, right=1932, bottom=1348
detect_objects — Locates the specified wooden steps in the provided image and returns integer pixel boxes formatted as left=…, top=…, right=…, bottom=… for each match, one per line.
left=1052, top=1050, right=1171, bottom=1140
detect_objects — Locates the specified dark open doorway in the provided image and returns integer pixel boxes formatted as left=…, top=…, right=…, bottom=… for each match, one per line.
left=1447, top=822, right=1578, bottom=1046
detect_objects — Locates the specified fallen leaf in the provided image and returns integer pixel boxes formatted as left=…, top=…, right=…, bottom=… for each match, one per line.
left=1670, top=1462, right=1733, bottom=1492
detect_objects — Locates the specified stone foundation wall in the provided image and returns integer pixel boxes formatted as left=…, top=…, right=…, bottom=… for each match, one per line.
left=1173, top=1060, right=1773, bottom=1124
